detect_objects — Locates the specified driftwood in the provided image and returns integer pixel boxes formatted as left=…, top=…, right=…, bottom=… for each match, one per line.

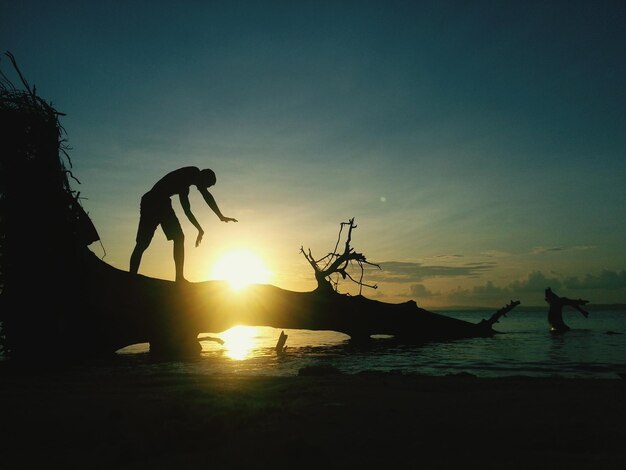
left=1, top=235, right=524, bottom=358
left=0, top=53, right=522, bottom=359
left=275, top=330, right=288, bottom=355
left=66, top=249, right=520, bottom=356
left=544, top=287, right=589, bottom=333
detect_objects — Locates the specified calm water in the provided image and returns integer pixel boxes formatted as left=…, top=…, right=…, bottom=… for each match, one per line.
left=113, top=308, right=626, bottom=379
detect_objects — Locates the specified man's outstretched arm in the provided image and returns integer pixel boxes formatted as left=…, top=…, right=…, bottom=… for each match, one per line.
left=199, top=187, right=238, bottom=223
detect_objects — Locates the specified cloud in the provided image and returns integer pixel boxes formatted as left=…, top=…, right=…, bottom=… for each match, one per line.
left=446, top=271, right=564, bottom=305
left=445, top=269, right=626, bottom=306
left=408, top=283, right=436, bottom=298
left=533, top=247, right=565, bottom=254
left=480, top=250, right=512, bottom=258
left=367, top=260, right=496, bottom=283
left=532, top=245, right=596, bottom=255
left=505, top=271, right=563, bottom=293
left=563, top=270, right=626, bottom=291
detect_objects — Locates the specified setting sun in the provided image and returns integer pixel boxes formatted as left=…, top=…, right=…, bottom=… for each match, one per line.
left=210, top=249, right=271, bottom=290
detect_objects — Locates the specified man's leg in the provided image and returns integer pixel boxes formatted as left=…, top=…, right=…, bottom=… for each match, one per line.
left=130, top=195, right=156, bottom=276
left=129, top=241, right=148, bottom=275
left=173, top=234, right=186, bottom=282
left=161, top=203, right=186, bottom=281
left=130, top=220, right=153, bottom=275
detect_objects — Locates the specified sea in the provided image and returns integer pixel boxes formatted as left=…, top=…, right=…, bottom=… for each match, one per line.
left=1, top=308, right=624, bottom=379
left=107, top=307, right=626, bottom=380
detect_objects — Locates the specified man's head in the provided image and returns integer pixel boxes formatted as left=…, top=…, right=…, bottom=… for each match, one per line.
left=199, top=169, right=216, bottom=187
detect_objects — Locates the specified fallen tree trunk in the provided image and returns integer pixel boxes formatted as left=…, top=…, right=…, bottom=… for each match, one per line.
left=76, top=250, right=520, bottom=356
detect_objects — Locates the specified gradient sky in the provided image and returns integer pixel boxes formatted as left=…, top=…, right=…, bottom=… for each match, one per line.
left=3, top=1, right=625, bottom=307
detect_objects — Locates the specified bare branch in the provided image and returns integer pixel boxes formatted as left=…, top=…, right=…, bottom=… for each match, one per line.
left=322, top=221, right=348, bottom=271
left=299, top=246, right=319, bottom=273
left=480, top=300, right=521, bottom=328
left=301, top=218, right=380, bottom=293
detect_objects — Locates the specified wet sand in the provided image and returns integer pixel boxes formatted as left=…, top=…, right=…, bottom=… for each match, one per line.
left=1, top=365, right=624, bottom=469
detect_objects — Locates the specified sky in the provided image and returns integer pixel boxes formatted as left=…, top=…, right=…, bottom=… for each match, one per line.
left=2, top=0, right=625, bottom=308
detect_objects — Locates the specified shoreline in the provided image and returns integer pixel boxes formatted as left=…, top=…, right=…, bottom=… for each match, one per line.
left=1, top=366, right=625, bottom=469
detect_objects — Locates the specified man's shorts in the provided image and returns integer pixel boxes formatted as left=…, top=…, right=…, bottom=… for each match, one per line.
left=135, top=192, right=183, bottom=244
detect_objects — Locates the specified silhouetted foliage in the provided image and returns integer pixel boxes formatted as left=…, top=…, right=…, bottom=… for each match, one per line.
left=0, top=52, right=99, bottom=357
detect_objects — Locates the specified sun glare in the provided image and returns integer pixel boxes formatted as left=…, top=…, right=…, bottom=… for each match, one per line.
left=221, top=325, right=257, bottom=360
left=211, top=249, right=271, bottom=290
left=208, top=251, right=268, bottom=359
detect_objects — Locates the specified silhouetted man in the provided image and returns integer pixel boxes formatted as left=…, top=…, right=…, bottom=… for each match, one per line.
left=130, top=166, right=237, bottom=282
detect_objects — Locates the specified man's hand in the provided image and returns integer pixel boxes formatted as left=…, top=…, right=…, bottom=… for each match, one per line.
left=195, top=230, right=204, bottom=247
left=221, top=217, right=238, bottom=223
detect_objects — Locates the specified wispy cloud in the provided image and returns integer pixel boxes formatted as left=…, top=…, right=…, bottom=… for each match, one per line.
left=367, top=260, right=496, bottom=283
left=480, top=250, right=513, bottom=258
left=533, top=247, right=565, bottom=254
left=532, top=245, right=596, bottom=255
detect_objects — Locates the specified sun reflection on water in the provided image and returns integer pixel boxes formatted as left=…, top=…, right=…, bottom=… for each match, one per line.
left=221, top=325, right=257, bottom=360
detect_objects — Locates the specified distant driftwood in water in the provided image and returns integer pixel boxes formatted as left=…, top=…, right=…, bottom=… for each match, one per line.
left=544, top=287, right=589, bottom=333
left=0, top=53, right=521, bottom=358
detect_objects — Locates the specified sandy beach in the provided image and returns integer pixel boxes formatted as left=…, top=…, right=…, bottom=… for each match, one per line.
left=1, top=364, right=624, bottom=469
